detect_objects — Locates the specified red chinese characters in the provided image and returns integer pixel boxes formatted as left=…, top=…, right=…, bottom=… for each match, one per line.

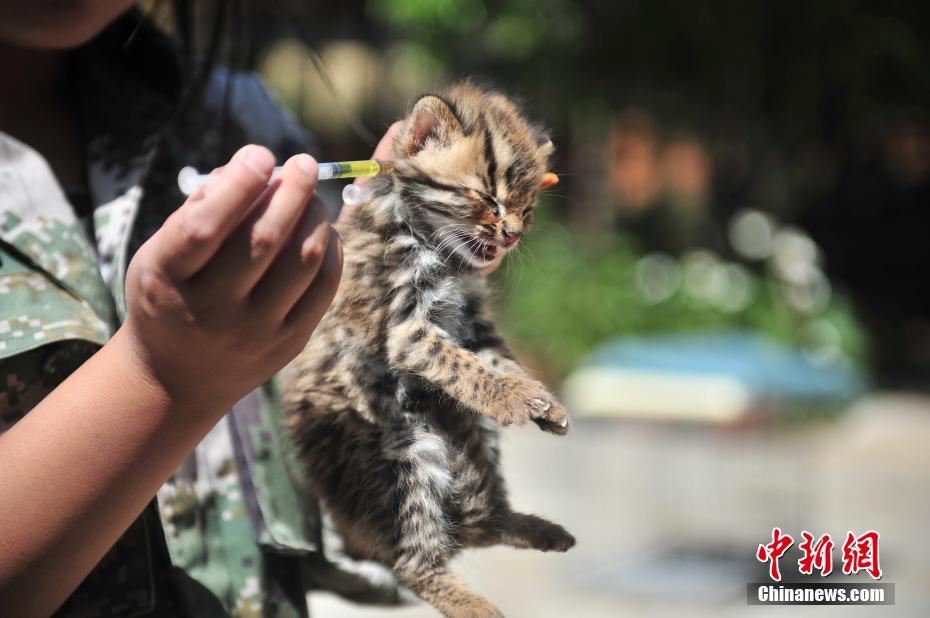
left=797, top=531, right=834, bottom=576
left=842, top=530, right=882, bottom=580
left=757, top=527, right=794, bottom=582
left=757, top=528, right=883, bottom=581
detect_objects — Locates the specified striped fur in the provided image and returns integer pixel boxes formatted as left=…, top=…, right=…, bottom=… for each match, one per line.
left=283, top=83, right=574, bottom=617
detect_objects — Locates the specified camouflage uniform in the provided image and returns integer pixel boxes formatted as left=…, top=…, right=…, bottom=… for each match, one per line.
left=0, top=13, right=402, bottom=617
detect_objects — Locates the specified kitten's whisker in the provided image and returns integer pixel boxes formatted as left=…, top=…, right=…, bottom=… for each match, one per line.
left=435, top=238, right=470, bottom=266
left=428, top=223, right=475, bottom=254
left=519, top=241, right=543, bottom=277
left=438, top=230, right=486, bottom=267
left=434, top=230, right=466, bottom=255
left=496, top=247, right=524, bottom=295
left=440, top=239, right=473, bottom=267
left=541, top=192, right=583, bottom=210
left=427, top=222, right=470, bottom=244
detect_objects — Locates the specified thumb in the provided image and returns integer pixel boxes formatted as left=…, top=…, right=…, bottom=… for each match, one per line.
left=369, top=120, right=403, bottom=164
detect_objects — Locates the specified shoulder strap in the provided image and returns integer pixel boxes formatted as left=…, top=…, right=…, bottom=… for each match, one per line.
left=0, top=236, right=86, bottom=303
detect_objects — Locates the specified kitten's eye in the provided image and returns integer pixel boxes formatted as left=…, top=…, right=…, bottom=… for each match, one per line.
left=474, top=189, right=499, bottom=213
left=504, top=163, right=520, bottom=190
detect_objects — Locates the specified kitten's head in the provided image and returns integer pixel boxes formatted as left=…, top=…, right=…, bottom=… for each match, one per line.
left=391, top=82, right=554, bottom=269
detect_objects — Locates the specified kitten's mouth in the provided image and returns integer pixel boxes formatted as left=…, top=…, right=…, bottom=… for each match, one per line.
left=452, top=232, right=499, bottom=263
left=469, top=240, right=498, bottom=262
left=455, top=232, right=504, bottom=266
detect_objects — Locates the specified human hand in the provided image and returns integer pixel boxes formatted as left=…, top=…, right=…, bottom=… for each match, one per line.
left=121, top=145, right=342, bottom=413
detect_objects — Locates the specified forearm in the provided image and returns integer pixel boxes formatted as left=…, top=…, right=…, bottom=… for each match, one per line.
left=0, top=327, right=227, bottom=617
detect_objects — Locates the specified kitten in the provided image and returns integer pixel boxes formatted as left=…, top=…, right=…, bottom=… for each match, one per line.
left=282, top=82, right=575, bottom=617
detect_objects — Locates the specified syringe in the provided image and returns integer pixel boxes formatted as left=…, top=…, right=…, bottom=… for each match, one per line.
left=177, top=159, right=395, bottom=196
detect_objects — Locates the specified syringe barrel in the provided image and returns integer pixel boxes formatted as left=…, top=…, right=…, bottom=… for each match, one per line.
left=318, top=160, right=382, bottom=180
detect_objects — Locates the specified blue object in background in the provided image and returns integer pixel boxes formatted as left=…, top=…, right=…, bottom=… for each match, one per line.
left=564, top=331, right=865, bottom=421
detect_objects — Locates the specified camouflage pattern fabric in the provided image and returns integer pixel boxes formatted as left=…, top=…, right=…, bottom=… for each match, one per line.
left=0, top=134, right=115, bottom=354
left=0, top=135, right=114, bottom=430
left=0, top=131, right=177, bottom=616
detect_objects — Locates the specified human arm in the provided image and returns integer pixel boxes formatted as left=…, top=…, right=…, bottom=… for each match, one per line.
left=0, top=145, right=341, bottom=617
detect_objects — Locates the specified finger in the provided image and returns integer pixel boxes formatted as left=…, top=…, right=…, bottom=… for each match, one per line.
left=284, top=227, right=343, bottom=335
left=339, top=121, right=403, bottom=227
left=193, top=154, right=319, bottom=300
left=369, top=120, right=403, bottom=163
left=158, top=145, right=276, bottom=279
left=249, top=195, right=330, bottom=322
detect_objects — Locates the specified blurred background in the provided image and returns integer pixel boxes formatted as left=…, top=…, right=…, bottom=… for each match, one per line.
left=154, top=1, right=930, bottom=615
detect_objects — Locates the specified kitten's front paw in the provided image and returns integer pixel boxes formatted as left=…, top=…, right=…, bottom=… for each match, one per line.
left=496, top=378, right=570, bottom=435
left=531, top=398, right=570, bottom=436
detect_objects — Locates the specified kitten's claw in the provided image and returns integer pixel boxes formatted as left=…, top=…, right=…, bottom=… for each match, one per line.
left=533, top=400, right=570, bottom=436
left=530, top=398, right=551, bottom=412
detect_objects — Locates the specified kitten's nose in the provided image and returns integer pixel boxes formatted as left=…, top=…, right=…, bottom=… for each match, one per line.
left=501, top=228, right=521, bottom=246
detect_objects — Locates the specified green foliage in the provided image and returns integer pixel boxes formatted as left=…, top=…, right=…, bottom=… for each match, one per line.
left=496, top=203, right=865, bottom=378
left=368, top=0, right=481, bottom=31
left=367, top=0, right=584, bottom=65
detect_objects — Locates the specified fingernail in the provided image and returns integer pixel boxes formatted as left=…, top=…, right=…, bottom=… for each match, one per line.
left=241, top=146, right=275, bottom=177
left=294, top=154, right=318, bottom=179
left=300, top=220, right=329, bottom=264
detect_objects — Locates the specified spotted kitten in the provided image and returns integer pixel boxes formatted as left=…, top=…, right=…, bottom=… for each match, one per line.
left=282, top=83, right=575, bottom=617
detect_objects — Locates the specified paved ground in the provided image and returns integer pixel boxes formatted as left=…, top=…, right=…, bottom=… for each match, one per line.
left=309, top=393, right=930, bottom=617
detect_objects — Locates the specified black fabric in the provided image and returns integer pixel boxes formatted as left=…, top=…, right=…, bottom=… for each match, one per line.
left=54, top=14, right=190, bottom=616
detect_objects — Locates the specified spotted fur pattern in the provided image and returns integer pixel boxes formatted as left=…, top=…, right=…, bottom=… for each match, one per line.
left=283, top=83, right=575, bottom=617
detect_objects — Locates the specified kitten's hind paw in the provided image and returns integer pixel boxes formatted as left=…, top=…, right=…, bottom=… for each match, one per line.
left=539, top=524, right=577, bottom=552
left=502, top=513, right=577, bottom=552
left=524, top=520, right=575, bottom=552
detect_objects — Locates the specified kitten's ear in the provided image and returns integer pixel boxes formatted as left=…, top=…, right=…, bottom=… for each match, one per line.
left=403, top=95, right=464, bottom=157
left=537, top=131, right=557, bottom=188
left=536, top=130, right=555, bottom=158
left=540, top=172, right=559, bottom=189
